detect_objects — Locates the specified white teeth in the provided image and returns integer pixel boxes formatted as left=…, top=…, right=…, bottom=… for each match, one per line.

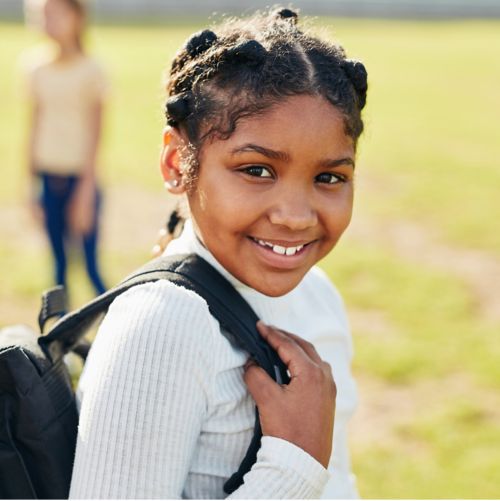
left=273, top=245, right=286, bottom=255
left=253, top=238, right=305, bottom=256
left=284, top=245, right=304, bottom=256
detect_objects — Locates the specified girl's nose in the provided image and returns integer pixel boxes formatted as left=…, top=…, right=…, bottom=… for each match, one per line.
left=268, top=195, right=318, bottom=231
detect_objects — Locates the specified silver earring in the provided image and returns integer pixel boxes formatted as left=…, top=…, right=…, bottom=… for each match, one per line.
left=165, top=180, right=179, bottom=189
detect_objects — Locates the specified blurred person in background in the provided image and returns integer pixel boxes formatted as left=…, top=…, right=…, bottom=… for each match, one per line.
left=23, top=0, right=107, bottom=295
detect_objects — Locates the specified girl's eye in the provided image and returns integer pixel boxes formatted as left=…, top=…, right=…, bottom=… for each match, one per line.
left=315, top=172, right=345, bottom=185
left=241, top=165, right=273, bottom=178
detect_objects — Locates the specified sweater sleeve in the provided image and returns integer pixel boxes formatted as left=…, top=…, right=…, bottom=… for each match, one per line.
left=69, top=281, right=212, bottom=499
left=227, top=437, right=330, bottom=499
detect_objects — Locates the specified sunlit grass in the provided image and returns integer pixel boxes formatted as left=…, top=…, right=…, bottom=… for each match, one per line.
left=322, top=241, right=500, bottom=385
left=352, top=396, right=500, bottom=498
left=329, top=19, right=500, bottom=253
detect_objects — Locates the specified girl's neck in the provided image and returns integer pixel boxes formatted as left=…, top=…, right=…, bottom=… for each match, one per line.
left=54, top=40, right=83, bottom=62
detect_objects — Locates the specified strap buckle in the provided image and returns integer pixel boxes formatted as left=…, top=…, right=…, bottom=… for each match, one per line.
left=38, top=286, right=68, bottom=333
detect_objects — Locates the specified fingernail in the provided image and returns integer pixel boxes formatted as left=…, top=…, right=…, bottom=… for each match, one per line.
left=244, top=358, right=256, bottom=370
left=256, top=321, right=269, bottom=336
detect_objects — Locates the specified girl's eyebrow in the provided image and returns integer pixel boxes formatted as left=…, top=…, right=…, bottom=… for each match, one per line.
left=320, top=157, right=355, bottom=169
left=231, top=143, right=355, bottom=169
left=230, top=143, right=290, bottom=162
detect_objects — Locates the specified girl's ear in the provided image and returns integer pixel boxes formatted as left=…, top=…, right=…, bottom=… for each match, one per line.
left=160, top=127, right=186, bottom=194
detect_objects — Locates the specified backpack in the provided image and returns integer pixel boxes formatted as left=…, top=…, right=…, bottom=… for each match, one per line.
left=0, top=253, right=289, bottom=499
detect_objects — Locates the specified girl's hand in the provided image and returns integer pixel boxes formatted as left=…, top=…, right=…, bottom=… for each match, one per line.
left=69, top=179, right=95, bottom=236
left=26, top=176, right=43, bottom=225
left=244, top=321, right=336, bottom=468
left=28, top=193, right=44, bottom=226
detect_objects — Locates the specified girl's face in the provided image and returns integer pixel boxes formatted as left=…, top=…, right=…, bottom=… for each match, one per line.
left=169, top=94, right=355, bottom=297
left=42, top=0, right=82, bottom=47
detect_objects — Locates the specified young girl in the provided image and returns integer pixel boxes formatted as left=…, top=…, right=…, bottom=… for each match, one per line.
left=24, top=0, right=107, bottom=295
left=70, top=8, right=367, bottom=499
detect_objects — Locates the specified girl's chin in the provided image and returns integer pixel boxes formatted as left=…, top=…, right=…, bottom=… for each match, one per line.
left=239, top=269, right=306, bottom=297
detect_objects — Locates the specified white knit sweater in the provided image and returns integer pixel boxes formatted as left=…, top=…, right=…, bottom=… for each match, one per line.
left=69, top=220, right=358, bottom=499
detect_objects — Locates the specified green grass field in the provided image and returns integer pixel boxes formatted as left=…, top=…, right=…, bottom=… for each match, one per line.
left=1, top=17, right=499, bottom=498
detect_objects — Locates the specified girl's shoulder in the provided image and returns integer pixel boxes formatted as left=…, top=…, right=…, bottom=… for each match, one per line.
left=99, top=279, right=220, bottom=350
left=78, top=54, right=107, bottom=75
left=18, top=49, right=105, bottom=81
left=77, top=55, right=109, bottom=98
left=18, top=45, right=54, bottom=77
left=78, top=280, right=223, bottom=413
left=111, top=277, right=211, bottom=309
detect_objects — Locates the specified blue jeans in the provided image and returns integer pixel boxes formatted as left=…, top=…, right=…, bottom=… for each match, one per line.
left=39, top=172, right=107, bottom=295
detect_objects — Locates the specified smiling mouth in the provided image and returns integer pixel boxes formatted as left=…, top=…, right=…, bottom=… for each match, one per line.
left=249, top=237, right=313, bottom=256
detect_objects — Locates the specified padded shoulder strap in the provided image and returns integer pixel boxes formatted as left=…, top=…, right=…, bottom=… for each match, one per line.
left=38, top=253, right=289, bottom=493
left=39, top=253, right=287, bottom=379
left=38, top=254, right=188, bottom=361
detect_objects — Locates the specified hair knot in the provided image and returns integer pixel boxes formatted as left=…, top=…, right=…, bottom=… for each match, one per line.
left=185, top=29, right=218, bottom=58
left=167, top=209, right=181, bottom=234
left=226, top=40, right=267, bottom=65
left=165, top=93, right=191, bottom=126
left=341, top=59, right=368, bottom=109
left=275, top=8, right=298, bottom=24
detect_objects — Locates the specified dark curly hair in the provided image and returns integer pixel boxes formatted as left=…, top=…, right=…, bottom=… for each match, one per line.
left=165, top=7, right=367, bottom=177
left=157, top=7, right=368, bottom=248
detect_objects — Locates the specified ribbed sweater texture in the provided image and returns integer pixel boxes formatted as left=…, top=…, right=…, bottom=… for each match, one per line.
left=69, top=220, right=358, bottom=499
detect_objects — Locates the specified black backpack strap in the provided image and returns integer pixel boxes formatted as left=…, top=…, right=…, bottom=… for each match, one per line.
left=38, top=253, right=289, bottom=493
left=38, top=285, right=68, bottom=333
left=38, top=255, right=190, bottom=361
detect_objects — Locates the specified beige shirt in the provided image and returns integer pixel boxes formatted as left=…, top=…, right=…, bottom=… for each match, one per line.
left=26, top=53, right=107, bottom=175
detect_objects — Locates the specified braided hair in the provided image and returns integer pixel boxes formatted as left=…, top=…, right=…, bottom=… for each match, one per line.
left=166, top=8, right=367, bottom=160
left=157, top=6, right=368, bottom=248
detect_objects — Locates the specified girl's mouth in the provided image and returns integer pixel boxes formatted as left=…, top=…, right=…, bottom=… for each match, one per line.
left=248, top=236, right=312, bottom=257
